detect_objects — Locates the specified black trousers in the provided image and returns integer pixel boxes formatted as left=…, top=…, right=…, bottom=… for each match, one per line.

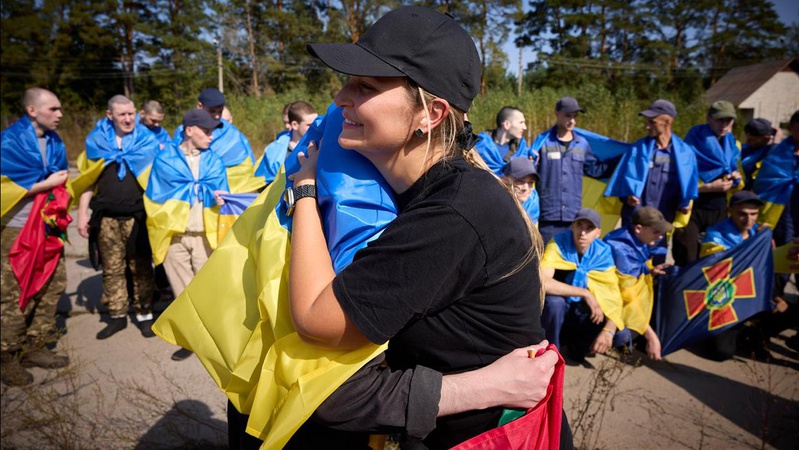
left=672, top=206, right=727, bottom=266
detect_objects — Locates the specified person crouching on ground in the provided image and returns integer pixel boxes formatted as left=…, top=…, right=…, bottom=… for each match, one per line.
left=540, top=208, right=624, bottom=363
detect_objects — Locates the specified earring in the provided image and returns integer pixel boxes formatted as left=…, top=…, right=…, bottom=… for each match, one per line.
left=414, top=128, right=425, bottom=137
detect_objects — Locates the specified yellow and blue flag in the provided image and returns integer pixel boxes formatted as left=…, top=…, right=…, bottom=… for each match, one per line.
left=254, top=133, right=292, bottom=186
left=174, top=119, right=265, bottom=193
left=1, top=116, right=69, bottom=217
left=699, top=218, right=762, bottom=258
left=153, top=104, right=398, bottom=447
left=473, top=131, right=530, bottom=177
left=655, top=228, right=773, bottom=356
left=541, top=231, right=624, bottom=330
left=143, top=143, right=229, bottom=265
left=217, top=192, right=259, bottom=244
left=603, top=227, right=654, bottom=335
left=70, top=119, right=158, bottom=200
left=751, top=137, right=798, bottom=228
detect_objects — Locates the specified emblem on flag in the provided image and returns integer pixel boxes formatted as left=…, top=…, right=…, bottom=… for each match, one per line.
left=683, top=258, right=756, bottom=330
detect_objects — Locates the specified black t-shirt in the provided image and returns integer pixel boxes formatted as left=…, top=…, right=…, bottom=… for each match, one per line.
left=91, top=162, right=144, bottom=216
left=332, top=156, right=544, bottom=448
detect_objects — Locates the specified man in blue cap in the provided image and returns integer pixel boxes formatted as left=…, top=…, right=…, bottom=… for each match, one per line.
left=741, top=118, right=777, bottom=189
left=535, top=97, right=615, bottom=244
left=502, top=156, right=539, bottom=224
left=607, top=99, right=698, bottom=265
left=173, top=88, right=263, bottom=193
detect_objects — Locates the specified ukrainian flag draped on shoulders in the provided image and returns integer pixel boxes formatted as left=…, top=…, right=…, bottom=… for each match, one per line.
left=254, top=133, right=292, bottom=186
left=1, top=115, right=69, bottom=217
left=144, top=143, right=229, bottom=265
left=684, top=124, right=741, bottom=185
left=69, top=118, right=157, bottom=200
left=174, top=119, right=265, bottom=193
left=602, top=133, right=698, bottom=228
left=603, top=227, right=654, bottom=335
left=153, top=104, right=398, bottom=447
left=752, top=136, right=798, bottom=228
left=541, top=231, right=624, bottom=330
left=700, top=218, right=760, bottom=258
left=473, top=131, right=529, bottom=176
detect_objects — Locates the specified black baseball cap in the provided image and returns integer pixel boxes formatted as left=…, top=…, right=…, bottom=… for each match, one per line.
left=573, top=208, right=602, bottom=229
left=198, top=88, right=226, bottom=108
left=640, top=99, right=677, bottom=118
left=744, top=118, right=776, bottom=137
left=555, top=97, right=585, bottom=114
left=183, top=109, right=222, bottom=129
left=729, top=190, right=764, bottom=207
left=306, top=6, right=481, bottom=112
left=503, top=157, right=538, bottom=180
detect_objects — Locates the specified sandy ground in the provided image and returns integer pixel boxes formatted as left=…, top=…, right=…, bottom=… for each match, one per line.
left=1, top=217, right=797, bottom=449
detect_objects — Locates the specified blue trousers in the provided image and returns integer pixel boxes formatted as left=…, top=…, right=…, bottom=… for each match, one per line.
left=539, top=221, right=572, bottom=245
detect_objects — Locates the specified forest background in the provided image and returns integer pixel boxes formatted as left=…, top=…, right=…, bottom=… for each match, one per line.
left=2, top=0, right=798, bottom=161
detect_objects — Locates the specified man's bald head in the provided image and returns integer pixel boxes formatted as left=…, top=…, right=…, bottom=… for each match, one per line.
left=22, top=88, right=57, bottom=111
left=22, top=88, right=62, bottom=135
left=107, top=95, right=134, bottom=112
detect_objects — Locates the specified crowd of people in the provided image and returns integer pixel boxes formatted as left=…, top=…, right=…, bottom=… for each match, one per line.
left=0, top=5, right=797, bottom=448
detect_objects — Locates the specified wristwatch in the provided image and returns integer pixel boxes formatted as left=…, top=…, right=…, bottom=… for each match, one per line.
left=284, top=184, right=317, bottom=216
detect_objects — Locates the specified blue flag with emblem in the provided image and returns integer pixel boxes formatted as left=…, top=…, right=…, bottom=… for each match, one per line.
left=655, top=228, right=773, bottom=356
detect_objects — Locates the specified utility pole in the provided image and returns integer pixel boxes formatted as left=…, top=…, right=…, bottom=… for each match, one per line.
left=517, top=43, right=523, bottom=97
left=215, top=37, right=223, bottom=93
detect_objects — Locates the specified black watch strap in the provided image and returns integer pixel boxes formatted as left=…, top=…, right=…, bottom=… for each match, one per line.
left=285, top=184, right=317, bottom=216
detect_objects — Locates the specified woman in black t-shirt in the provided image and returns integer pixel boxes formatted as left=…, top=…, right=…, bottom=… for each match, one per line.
left=283, top=6, right=562, bottom=450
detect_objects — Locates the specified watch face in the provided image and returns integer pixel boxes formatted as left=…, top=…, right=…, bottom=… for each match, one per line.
left=284, top=187, right=295, bottom=216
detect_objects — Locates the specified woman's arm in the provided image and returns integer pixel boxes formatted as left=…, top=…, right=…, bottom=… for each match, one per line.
left=289, top=142, right=371, bottom=349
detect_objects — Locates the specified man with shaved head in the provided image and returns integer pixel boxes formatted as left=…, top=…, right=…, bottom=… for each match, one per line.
left=139, top=100, right=170, bottom=149
left=72, top=95, right=159, bottom=340
left=1, top=88, right=70, bottom=386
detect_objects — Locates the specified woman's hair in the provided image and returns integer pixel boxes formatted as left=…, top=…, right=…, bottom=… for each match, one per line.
left=405, top=81, right=544, bottom=294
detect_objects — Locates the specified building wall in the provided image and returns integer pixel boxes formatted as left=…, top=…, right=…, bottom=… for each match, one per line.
left=739, top=71, right=799, bottom=132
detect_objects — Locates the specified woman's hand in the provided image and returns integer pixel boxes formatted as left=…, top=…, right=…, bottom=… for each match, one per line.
left=289, top=140, right=320, bottom=187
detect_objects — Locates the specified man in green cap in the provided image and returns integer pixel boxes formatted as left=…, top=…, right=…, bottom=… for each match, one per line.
left=674, top=100, right=743, bottom=266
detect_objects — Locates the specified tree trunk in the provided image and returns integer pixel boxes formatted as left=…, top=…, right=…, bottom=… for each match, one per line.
left=245, top=0, right=261, bottom=97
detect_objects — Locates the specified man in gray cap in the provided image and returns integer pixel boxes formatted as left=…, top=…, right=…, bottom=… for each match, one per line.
left=675, top=100, right=743, bottom=266
left=608, top=99, right=698, bottom=265
left=534, top=97, right=615, bottom=243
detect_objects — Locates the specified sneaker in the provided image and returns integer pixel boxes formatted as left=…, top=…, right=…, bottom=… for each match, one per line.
left=138, top=319, right=156, bottom=338
left=96, top=318, right=127, bottom=340
left=23, top=347, right=69, bottom=369
left=171, top=348, right=193, bottom=361
left=1, top=352, right=33, bottom=386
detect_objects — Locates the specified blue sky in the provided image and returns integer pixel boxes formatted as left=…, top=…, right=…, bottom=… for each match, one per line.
left=504, top=0, right=799, bottom=76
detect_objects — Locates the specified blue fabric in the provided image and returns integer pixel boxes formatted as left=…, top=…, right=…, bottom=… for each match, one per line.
left=473, top=131, right=529, bottom=177
left=255, top=133, right=292, bottom=185
left=533, top=126, right=608, bottom=222
left=150, top=127, right=172, bottom=149
left=85, top=118, right=158, bottom=180
left=604, top=226, right=651, bottom=278
left=741, top=144, right=772, bottom=189
left=1, top=115, right=68, bottom=189
left=620, top=144, right=682, bottom=224
left=752, top=137, right=799, bottom=207
left=281, top=104, right=398, bottom=274
left=542, top=295, right=569, bottom=349
left=655, top=228, right=773, bottom=356
left=552, top=230, right=616, bottom=303
left=703, top=217, right=759, bottom=252
left=219, top=193, right=259, bottom=216
left=146, top=143, right=229, bottom=208
left=522, top=192, right=539, bottom=224
left=684, top=124, right=740, bottom=184
left=604, top=135, right=698, bottom=210
left=173, top=119, right=254, bottom=167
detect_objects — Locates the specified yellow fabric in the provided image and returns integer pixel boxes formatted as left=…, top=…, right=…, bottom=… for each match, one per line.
left=69, top=151, right=151, bottom=200
left=152, top=171, right=387, bottom=447
left=1, top=176, right=28, bottom=218
left=774, top=242, right=799, bottom=274
left=617, top=272, right=654, bottom=334
left=581, top=177, right=622, bottom=236
left=758, top=202, right=785, bottom=229
left=541, top=240, right=625, bottom=330
left=699, top=242, right=727, bottom=258
left=143, top=197, right=221, bottom=265
left=227, top=159, right=266, bottom=194
left=217, top=214, right=238, bottom=244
